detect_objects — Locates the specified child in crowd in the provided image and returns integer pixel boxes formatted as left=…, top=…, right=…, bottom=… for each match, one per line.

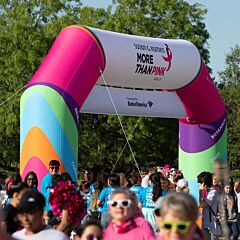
left=223, top=182, right=239, bottom=240
left=176, top=179, right=189, bottom=193
left=130, top=171, right=143, bottom=198
left=3, top=182, right=28, bottom=234
left=138, top=173, right=163, bottom=234
left=80, top=181, right=92, bottom=223
left=88, top=181, right=103, bottom=220
left=97, top=173, right=120, bottom=228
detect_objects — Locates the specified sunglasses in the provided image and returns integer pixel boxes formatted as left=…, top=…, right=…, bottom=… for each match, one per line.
left=27, top=178, right=35, bottom=181
left=160, top=221, right=191, bottom=234
left=108, top=199, right=132, bottom=208
left=86, top=234, right=102, bottom=240
left=50, top=167, right=59, bottom=171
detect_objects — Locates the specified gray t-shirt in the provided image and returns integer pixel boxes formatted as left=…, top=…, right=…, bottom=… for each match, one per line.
left=202, top=188, right=221, bottom=235
left=12, top=225, right=68, bottom=240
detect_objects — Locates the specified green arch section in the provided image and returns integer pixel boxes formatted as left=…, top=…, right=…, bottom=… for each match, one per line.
left=21, top=85, right=78, bottom=158
left=179, top=128, right=227, bottom=180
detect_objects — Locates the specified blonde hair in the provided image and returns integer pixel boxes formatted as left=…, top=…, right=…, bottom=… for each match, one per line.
left=159, top=192, right=198, bottom=222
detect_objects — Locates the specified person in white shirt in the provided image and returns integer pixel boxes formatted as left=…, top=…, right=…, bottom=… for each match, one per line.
left=141, top=167, right=155, bottom=188
left=12, top=190, right=68, bottom=240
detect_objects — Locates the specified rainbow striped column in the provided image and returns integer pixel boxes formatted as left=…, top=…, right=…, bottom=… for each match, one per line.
left=20, top=26, right=105, bottom=189
left=20, top=85, right=78, bottom=187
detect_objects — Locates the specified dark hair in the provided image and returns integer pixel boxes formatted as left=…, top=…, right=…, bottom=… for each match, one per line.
left=11, top=173, right=22, bottom=185
left=93, top=181, right=103, bottom=191
left=131, top=171, right=142, bottom=186
left=197, top=171, right=212, bottom=188
left=108, top=174, right=120, bottom=187
left=173, top=172, right=184, bottom=184
left=5, top=173, right=22, bottom=191
left=49, top=160, right=60, bottom=166
left=24, top=171, right=38, bottom=188
left=7, top=182, right=28, bottom=198
left=52, top=175, right=64, bottom=187
left=149, top=173, right=162, bottom=202
left=80, top=181, right=90, bottom=191
left=61, top=172, right=74, bottom=183
left=74, top=219, right=102, bottom=237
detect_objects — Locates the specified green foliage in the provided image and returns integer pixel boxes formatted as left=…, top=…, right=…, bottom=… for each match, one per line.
left=218, top=45, right=240, bottom=169
left=0, top=0, right=84, bottom=167
left=0, top=0, right=210, bottom=173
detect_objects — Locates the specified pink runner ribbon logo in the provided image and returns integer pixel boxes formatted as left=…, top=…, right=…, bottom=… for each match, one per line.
left=162, top=44, right=172, bottom=72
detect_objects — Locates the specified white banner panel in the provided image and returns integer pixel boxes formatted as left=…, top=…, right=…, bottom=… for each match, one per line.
left=88, top=27, right=201, bottom=90
left=80, top=85, right=186, bottom=119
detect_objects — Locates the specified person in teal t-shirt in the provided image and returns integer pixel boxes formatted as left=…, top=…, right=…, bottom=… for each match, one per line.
left=138, top=173, right=163, bottom=234
left=130, top=171, right=143, bottom=198
left=97, top=173, right=120, bottom=228
left=41, top=160, right=60, bottom=222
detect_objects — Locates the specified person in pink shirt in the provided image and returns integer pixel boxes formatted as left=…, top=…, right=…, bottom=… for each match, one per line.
left=154, top=192, right=204, bottom=240
left=104, top=187, right=156, bottom=240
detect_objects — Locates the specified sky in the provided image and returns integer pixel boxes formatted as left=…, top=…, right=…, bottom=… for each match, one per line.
left=81, top=0, right=240, bottom=80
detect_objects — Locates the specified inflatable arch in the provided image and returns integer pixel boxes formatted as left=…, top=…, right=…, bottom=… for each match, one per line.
left=20, top=26, right=227, bottom=197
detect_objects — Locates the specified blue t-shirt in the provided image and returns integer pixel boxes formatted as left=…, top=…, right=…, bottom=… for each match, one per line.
left=138, top=185, right=155, bottom=208
left=130, top=185, right=143, bottom=198
left=98, top=186, right=115, bottom=212
left=40, top=173, right=53, bottom=211
left=90, top=183, right=95, bottom=194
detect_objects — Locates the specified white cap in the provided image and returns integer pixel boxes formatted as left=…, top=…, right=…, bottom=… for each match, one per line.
left=177, top=179, right=188, bottom=189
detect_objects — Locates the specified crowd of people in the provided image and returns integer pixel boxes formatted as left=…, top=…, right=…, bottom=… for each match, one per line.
left=0, top=161, right=240, bottom=240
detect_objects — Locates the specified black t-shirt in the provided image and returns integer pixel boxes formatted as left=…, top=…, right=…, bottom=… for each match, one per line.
left=4, top=204, right=22, bottom=234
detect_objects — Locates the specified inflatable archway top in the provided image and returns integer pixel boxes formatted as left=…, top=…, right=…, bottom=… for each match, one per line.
left=20, top=25, right=226, bottom=198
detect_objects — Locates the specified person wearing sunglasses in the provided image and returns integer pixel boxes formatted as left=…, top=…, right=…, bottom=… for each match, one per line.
left=104, top=187, right=155, bottom=240
left=71, top=220, right=103, bottom=240
left=155, top=192, right=203, bottom=240
left=24, top=171, right=38, bottom=191
left=41, top=160, right=60, bottom=223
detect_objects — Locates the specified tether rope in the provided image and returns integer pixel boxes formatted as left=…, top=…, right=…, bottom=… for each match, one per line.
left=98, top=66, right=141, bottom=175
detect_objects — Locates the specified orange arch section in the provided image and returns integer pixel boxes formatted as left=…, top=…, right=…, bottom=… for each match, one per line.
left=20, top=127, right=66, bottom=174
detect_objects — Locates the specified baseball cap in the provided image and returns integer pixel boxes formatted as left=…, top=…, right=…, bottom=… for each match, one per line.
left=18, top=190, right=45, bottom=213
left=177, top=179, right=188, bottom=189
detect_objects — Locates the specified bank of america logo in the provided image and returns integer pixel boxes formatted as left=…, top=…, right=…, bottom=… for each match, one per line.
left=148, top=101, right=153, bottom=108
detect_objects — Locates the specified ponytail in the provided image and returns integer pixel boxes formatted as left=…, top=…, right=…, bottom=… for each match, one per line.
left=149, top=173, right=162, bottom=202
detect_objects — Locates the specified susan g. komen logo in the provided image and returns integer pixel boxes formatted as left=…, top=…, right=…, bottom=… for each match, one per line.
left=162, top=44, right=172, bottom=72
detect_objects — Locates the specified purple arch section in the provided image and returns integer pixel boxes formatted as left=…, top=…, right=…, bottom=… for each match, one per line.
left=179, top=112, right=226, bottom=153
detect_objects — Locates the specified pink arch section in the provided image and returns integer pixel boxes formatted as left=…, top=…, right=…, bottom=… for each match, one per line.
left=28, top=26, right=105, bottom=108
left=22, top=156, right=49, bottom=191
left=176, top=61, right=225, bottom=124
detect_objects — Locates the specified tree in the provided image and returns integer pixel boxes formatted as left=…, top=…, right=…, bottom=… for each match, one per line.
left=218, top=45, right=240, bottom=169
left=0, top=0, right=84, bottom=167
left=0, top=0, right=211, bottom=174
